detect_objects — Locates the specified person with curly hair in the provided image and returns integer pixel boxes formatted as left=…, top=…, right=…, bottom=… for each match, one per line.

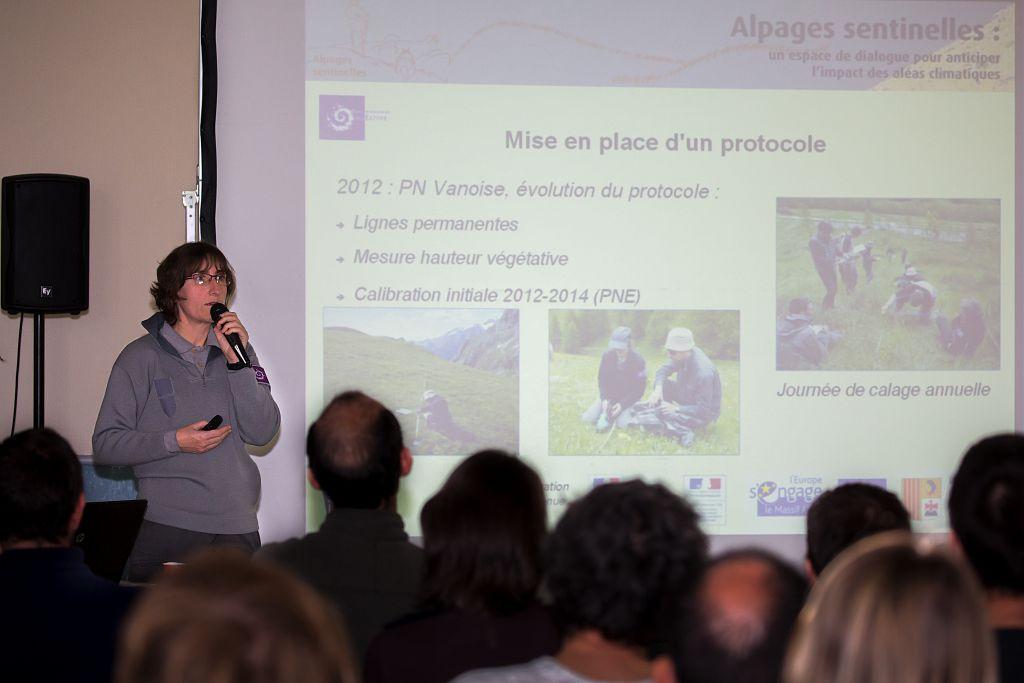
left=454, top=480, right=707, bottom=683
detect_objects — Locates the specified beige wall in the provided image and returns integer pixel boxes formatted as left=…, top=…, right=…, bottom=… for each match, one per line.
left=0, top=1, right=199, bottom=453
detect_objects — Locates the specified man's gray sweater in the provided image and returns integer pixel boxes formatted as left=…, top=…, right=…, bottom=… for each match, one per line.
left=92, top=313, right=280, bottom=534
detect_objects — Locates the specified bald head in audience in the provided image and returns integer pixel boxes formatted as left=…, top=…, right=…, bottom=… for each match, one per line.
left=306, top=390, right=412, bottom=509
left=258, top=390, right=422, bottom=660
left=670, top=549, right=807, bottom=683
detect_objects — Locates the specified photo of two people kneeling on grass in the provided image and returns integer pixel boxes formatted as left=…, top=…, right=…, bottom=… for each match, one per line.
left=549, top=310, right=739, bottom=456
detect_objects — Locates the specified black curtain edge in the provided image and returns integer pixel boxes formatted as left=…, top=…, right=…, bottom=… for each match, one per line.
left=199, top=0, right=218, bottom=244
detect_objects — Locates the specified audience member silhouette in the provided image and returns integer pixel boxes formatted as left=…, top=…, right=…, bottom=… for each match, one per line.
left=804, top=482, right=911, bottom=579
left=7, top=411, right=1019, bottom=683
left=258, top=391, right=422, bottom=658
left=454, top=480, right=707, bottom=683
left=783, top=533, right=995, bottom=683
left=365, top=450, right=559, bottom=683
left=673, top=549, right=808, bottom=683
left=116, top=549, right=357, bottom=683
left=0, top=427, right=137, bottom=683
left=949, top=433, right=1024, bottom=683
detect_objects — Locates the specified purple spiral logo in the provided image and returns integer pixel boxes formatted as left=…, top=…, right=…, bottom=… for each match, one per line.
left=319, top=95, right=365, bottom=140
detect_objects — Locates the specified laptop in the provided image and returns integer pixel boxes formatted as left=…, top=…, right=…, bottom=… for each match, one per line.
left=73, top=499, right=147, bottom=582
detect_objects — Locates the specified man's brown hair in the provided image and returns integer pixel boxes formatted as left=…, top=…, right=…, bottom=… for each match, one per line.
left=150, top=241, right=236, bottom=325
left=117, top=549, right=357, bottom=683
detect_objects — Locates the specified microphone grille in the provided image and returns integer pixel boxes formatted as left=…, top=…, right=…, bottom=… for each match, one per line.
left=209, top=302, right=229, bottom=322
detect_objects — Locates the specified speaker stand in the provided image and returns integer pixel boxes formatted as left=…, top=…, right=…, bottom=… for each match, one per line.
left=33, top=314, right=44, bottom=428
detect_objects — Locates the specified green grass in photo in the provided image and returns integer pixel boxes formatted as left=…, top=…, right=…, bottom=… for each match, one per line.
left=549, top=348, right=739, bottom=456
left=776, top=203, right=1000, bottom=371
left=323, top=327, right=518, bottom=455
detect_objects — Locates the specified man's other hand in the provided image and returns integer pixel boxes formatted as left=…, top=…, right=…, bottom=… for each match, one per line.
left=176, top=421, right=232, bottom=454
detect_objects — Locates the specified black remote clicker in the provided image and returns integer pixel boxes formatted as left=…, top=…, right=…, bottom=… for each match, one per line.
left=201, top=415, right=223, bottom=431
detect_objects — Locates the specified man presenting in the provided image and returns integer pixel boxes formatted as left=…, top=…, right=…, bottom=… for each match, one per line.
left=93, top=242, right=280, bottom=582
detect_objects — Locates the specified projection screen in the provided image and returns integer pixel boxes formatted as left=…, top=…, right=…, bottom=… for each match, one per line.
left=215, top=1, right=1021, bottom=549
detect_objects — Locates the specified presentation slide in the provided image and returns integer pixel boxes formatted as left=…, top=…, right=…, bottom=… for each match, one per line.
left=302, top=0, right=1016, bottom=535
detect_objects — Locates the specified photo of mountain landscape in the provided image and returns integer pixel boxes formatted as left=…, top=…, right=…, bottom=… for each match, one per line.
left=322, top=308, right=519, bottom=456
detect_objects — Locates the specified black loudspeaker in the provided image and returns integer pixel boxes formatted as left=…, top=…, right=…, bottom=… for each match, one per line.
left=1, top=174, right=89, bottom=314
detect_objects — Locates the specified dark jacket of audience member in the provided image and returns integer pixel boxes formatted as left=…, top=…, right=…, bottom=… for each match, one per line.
left=117, top=549, right=357, bottom=683
left=364, top=450, right=559, bottom=683
left=258, top=391, right=423, bottom=659
left=949, top=434, right=1024, bottom=683
left=454, top=480, right=707, bottom=683
left=805, top=482, right=911, bottom=578
left=675, top=549, right=808, bottom=683
left=0, top=428, right=137, bottom=683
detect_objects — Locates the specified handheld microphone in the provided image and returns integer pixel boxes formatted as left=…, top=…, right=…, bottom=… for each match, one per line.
left=210, top=303, right=251, bottom=367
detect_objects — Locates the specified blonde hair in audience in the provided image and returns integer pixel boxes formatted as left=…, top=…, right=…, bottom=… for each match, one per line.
left=117, top=549, right=357, bottom=683
left=783, top=532, right=995, bottom=683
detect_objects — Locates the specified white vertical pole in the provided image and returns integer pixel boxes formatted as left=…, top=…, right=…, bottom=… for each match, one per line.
left=187, top=0, right=204, bottom=243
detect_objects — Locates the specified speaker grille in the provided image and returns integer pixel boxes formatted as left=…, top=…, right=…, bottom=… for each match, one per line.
left=1, top=174, right=89, bottom=314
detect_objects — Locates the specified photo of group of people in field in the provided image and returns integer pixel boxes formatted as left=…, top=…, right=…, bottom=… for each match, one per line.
left=776, top=198, right=1000, bottom=371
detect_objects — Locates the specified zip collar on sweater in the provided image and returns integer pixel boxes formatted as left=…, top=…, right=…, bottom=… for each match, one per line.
left=141, top=313, right=226, bottom=363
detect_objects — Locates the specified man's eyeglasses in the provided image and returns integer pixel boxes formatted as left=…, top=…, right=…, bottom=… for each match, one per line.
left=187, top=272, right=230, bottom=287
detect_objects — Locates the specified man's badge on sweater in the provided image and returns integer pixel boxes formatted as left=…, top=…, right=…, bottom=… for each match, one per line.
left=253, top=365, right=270, bottom=386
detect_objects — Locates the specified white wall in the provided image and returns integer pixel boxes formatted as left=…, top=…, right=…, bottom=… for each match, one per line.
left=216, top=0, right=307, bottom=541
left=0, top=1, right=199, bottom=452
